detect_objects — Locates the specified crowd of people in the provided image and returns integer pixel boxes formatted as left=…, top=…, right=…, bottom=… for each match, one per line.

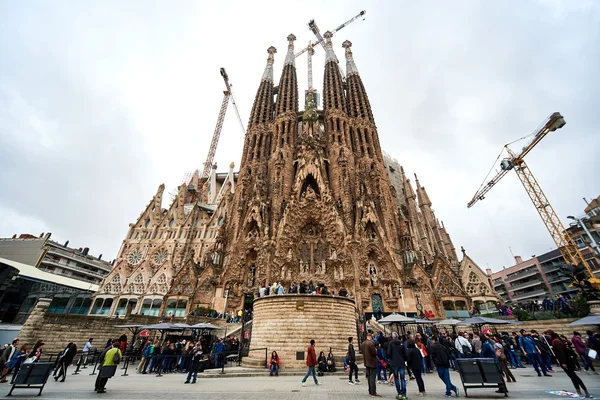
left=297, top=326, right=599, bottom=399
left=257, top=281, right=342, bottom=296
left=490, top=294, right=577, bottom=317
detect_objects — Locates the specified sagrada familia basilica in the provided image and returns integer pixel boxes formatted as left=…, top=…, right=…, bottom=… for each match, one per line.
left=91, top=32, right=499, bottom=319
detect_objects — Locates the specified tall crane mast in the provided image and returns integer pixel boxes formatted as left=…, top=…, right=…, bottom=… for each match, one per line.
left=295, top=10, right=366, bottom=89
left=199, top=68, right=245, bottom=181
left=467, top=112, right=598, bottom=286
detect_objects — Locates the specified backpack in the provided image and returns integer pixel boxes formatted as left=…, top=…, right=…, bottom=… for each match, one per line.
left=112, top=350, right=121, bottom=364
left=143, top=345, right=153, bottom=358
left=495, top=347, right=505, bottom=360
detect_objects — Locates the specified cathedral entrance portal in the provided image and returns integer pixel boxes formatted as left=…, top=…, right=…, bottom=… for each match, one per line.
left=371, top=293, right=383, bottom=315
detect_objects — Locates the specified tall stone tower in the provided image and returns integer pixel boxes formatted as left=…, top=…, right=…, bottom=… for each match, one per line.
left=220, top=33, right=418, bottom=314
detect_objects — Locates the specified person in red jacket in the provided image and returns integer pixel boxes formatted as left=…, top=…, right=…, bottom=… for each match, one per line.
left=269, top=351, right=280, bottom=377
left=301, top=339, right=319, bottom=386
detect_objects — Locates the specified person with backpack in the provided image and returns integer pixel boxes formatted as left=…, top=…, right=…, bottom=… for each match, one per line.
left=454, top=332, right=472, bottom=359
left=94, top=340, right=122, bottom=394
left=139, top=340, right=154, bottom=374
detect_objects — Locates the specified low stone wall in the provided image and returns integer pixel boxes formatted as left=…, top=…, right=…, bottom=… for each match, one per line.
left=17, top=298, right=236, bottom=355
left=246, top=294, right=358, bottom=369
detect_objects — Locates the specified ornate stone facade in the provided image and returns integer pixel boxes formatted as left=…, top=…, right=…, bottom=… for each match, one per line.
left=92, top=33, right=498, bottom=319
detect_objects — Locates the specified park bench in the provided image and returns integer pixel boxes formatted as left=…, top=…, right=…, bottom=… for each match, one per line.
left=7, top=362, right=54, bottom=397
left=456, top=358, right=508, bottom=397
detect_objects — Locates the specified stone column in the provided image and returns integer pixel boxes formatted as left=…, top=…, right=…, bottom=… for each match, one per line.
left=18, top=298, right=52, bottom=347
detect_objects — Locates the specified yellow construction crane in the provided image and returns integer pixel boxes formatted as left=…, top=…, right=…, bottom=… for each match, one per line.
left=467, top=112, right=599, bottom=288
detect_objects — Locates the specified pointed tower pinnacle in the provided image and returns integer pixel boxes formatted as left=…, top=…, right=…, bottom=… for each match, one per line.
left=414, top=174, right=432, bottom=207
left=261, top=46, right=277, bottom=82
left=284, top=34, right=296, bottom=66
left=323, top=31, right=338, bottom=64
left=342, top=40, right=359, bottom=77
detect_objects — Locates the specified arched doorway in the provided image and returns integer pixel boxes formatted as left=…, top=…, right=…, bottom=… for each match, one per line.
left=371, top=293, right=383, bottom=318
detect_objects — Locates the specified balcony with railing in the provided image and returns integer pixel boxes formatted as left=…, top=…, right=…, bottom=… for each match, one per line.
left=504, top=268, right=540, bottom=283
left=46, top=246, right=112, bottom=273
left=507, top=278, right=544, bottom=292
left=40, top=258, right=104, bottom=283
left=511, top=288, right=547, bottom=302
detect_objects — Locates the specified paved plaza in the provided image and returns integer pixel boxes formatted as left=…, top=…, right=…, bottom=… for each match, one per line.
left=1, top=366, right=599, bottom=399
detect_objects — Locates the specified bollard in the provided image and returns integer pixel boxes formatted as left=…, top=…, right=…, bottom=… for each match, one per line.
left=121, top=354, right=131, bottom=377
left=89, top=354, right=100, bottom=376
left=72, top=355, right=83, bottom=375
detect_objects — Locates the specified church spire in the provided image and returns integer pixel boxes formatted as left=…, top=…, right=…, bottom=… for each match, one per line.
left=248, top=46, right=276, bottom=128
left=323, top=31, right=339, bottom=64
left=262, top=46, right=276, bottom=82
left=414, top=174, right=432, bottom=207
left=345, top=41, right=374, bottom=123
left=283, top=34, right=296, bottom=66
left=322, top=31, right=346, bottom=112
left=275, top=35, right=298, bottom=116
left=342, top=40, right=359, bottom=77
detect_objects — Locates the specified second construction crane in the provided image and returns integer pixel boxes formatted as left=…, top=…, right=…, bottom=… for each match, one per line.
left=199, top=68, right=245, bottom=181
left=467, top=112, right=599, bottom=288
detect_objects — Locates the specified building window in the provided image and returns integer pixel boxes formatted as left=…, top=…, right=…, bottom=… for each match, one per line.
left=69, top=297, right=92, bottom=315
left=48, top=297, right=70, bottom=314
left=165, top=298, right=188, bottom=318
left=140, top=297, right=163, bottom=316
left=115, top=298, right=138, bottom=316
left=145, top=218, right=150, bottom=228
left=169, top=219, right=175, bottom=228
left=90, top=297, right=113, bottom=315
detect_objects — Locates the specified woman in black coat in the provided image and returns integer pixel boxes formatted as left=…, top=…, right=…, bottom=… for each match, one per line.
left=406, top=339, right=426, bottom=396
left=54, top=343, right=77, bottom=382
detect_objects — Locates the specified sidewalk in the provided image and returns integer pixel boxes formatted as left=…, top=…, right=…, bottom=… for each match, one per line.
left=1, top=366, right=598, bottom=399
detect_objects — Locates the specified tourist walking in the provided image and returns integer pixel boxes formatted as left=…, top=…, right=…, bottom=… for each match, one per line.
left=301, top=339, right=319, bottom=386
left=572, top=331, right=597, bottom=374
left=94, top=340, right=122, bottom=394
left=3, top=344, right=27, bottom=384
left=550, top=331, right=592, bottom=398
left=0, top=339, right=19, bottom=383
left=347, top=336, right=360, bottom=384
left=387, top=332, right=408, bottom=398
left=406, top=339, right=426, bottom=396
left=518, top=329, right=551, bottom=377
left=363, top=332, right=380, bottom=397
left=184, top=343, right=203, bottom=384
left=493, top=336, right=516, bottom=383
left=54, top=342, right=77, bottom=382
left=430, top=335, right=459, bottom=398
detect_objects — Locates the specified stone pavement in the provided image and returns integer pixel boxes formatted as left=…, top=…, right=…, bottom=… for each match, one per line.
left=1, top=366, right=599, bottom=399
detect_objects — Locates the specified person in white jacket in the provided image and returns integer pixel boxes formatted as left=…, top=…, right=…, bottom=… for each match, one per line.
left=454, top=332, right=473, bottom=358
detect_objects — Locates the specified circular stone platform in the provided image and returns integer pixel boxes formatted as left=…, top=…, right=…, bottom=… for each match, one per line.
left=246, top=294, right=358, bottom=368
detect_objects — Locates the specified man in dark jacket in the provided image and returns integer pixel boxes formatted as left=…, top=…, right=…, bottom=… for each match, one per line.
left=54, top=342, right=77, bottom=382
left=430, top=336, right=459, bottom=398
left=362, top=333, right=379, bottom=397
left=347, top=336, right=360, bottom=384
left=387, top=332, right=407, bottom=398
left=301, top=339, right=319, bottom=386
left=184, top=343, right=203, bottom=384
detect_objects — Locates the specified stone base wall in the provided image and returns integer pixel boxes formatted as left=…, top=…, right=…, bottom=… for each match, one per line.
left=17, top=298, right=235, bottom=355
left=247, top=294, right=358, bottom=368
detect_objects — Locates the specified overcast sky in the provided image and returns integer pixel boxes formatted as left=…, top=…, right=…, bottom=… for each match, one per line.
left=1, top=0, right=598, bottom=271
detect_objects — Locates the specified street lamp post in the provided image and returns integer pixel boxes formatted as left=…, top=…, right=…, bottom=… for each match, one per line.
left=222, top=288, right=229, bottom=318
left=398, top=286, right=407, bottom=317
left=568, top=215, right=600, bottom=256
